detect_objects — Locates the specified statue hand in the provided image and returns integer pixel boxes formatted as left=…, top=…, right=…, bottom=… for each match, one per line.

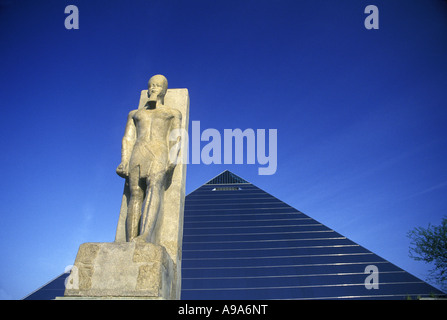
left=116, top=162, right=129, bottom=178
left=166, top=163, right=176, bottom=174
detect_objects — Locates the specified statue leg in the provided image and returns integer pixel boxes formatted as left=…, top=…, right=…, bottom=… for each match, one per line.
left=135, top=171, right=165, bottom=243
left=126, top=169, right=145, bottom=242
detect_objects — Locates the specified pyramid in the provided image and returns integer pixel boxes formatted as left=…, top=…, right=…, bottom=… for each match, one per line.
left=24, top=171, right=445, bottom=299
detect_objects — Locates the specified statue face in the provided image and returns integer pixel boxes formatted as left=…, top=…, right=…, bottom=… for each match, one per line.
left=148, top=75, right=167, bottom=98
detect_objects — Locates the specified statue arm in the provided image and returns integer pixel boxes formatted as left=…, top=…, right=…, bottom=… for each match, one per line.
left=168, top=110, right=183, bottom=170
left=117, top=111, right=136, bottom=177
left=121, top=111, right=137, bottom=163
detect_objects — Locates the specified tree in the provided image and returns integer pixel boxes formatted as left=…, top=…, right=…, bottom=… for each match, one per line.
left=407, top=217, right=447, bottom=292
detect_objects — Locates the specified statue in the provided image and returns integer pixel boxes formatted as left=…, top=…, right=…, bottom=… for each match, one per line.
left=115, top=74, right=182, bottom=243
left=62, top=75, right=188, bottom=300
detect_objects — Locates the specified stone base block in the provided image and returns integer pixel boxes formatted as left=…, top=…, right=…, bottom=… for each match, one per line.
left=63, top=242, right=174, bottom=299
left=55, top=296, right=164, bottom=300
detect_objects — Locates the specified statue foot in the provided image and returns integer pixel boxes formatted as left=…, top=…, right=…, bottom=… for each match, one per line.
left=132, top=235, right=149, bottom=243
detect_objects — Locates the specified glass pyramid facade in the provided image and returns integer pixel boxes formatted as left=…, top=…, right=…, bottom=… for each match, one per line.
left=24, top=170, right=444, bottom=300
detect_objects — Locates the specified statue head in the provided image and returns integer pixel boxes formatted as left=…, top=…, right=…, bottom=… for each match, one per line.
left=148, top=74, right=168, bottom=100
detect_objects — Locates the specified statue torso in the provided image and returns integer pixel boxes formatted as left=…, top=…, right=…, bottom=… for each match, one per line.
left=129, top=106, right=176, bottom=172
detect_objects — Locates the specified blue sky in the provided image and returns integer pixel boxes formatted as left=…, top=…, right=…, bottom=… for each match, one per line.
left=1, top=0, right=446, bottom=299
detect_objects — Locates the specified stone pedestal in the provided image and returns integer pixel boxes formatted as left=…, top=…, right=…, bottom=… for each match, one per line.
left=62, top=242, right=174, bottom=299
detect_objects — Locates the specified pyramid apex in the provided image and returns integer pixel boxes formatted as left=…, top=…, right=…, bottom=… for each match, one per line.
left=205, top=170, right=249, bottom=185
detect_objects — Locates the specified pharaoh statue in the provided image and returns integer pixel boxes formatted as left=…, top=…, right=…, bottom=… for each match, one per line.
left=63, top=75, right=187, bottom=300
left=115, top=74, right=182, bottom=243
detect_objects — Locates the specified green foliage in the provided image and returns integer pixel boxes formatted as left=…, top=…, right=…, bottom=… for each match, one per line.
left=408, top=217, right=447, bottom=291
